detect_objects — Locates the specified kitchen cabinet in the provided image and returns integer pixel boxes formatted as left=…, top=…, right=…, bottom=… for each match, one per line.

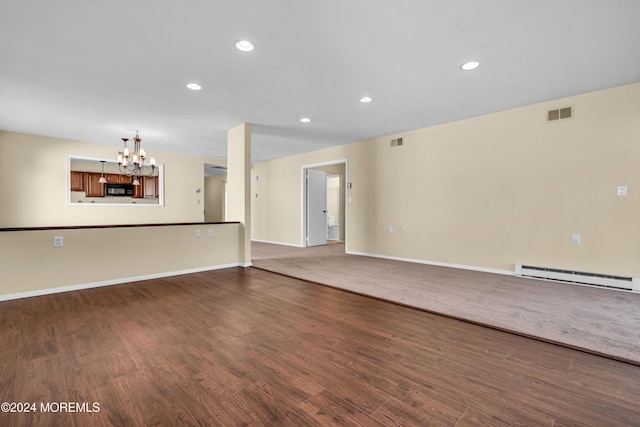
left=85, top=173, right=105, bottom=197
left=144, top=176, right=158, bottom=198
left=106, top=173, right=133, bottom=184
left=134, top=180, right=143, bottom=198
left=70, top=171, right=85, bottom=191
left=134, top=176, right=158, bottom=199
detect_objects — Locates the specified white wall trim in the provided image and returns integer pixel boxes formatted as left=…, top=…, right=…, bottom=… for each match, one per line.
left=0, top=262, right=242, bottom=302
left=346, top=250, right=513, bottom=276
left=251, top=239, right=303, bottom=248
left=633, top=277, right=640, bottom=293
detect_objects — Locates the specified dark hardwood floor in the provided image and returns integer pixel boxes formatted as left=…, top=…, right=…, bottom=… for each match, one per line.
left=1, top=267, right=639, bottom=426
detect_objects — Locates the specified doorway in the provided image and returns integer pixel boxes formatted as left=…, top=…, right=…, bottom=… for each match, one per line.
left=302, top=160, right=347, bottom=247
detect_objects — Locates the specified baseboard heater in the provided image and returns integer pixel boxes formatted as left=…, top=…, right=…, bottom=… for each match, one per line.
left=515, top=264, right=635, bottom=291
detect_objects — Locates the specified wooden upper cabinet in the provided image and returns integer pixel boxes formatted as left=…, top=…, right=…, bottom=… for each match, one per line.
left=106, top=174, right=120, bottom=183
left=85, top=173, right=105, bottom=197
left=70, top=171, right=85, bottom=191
left=118, top=174, right=133, bottom=184
left=105, top=173, right=133, bottom=184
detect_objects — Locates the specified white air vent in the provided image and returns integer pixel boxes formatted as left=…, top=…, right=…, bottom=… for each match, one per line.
left=547, top=106, right=573, bottom=122
left=391, top=138, right=403, bottom=147
left=516, top=264, right=635, bottom=290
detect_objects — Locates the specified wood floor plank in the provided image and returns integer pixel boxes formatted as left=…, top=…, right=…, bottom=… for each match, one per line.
left=371, top=394, right=465, bottom=427
left=296, top=389, right=384, bottom=426
left=1, top=267, right=639, bottom=426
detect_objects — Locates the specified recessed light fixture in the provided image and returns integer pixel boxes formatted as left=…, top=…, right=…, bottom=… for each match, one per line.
left=460, top=61, right=480, bottom=71
left=300, top=117, right=311, bottom=123
left=235, top=40, right=254, bottom=52
left=359, top=96, right=373, bottom=103
left=186, top=83, right=202, bottom=90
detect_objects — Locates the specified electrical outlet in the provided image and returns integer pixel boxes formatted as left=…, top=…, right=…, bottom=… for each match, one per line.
left=571, top=234, right=581, bottom=244
left=617, top=185, right=628, bottom=196
left=195, top=230, right=201, bottom=238
left=387, top=226, right=393, bottom=233
left=402, top=226, right=407, bottom=233
left=207, top=230, right=213, bottom=238
left=53, top=236, right=64, bottom=248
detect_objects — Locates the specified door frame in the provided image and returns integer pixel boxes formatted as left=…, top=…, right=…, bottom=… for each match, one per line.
left=301, top=159, right=348, bottom=248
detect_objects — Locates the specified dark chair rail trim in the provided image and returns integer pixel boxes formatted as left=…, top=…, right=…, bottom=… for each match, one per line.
left=0, top=222, right=240, bottom=232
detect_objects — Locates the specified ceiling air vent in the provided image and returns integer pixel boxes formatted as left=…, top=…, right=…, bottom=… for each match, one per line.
left=547, top=106, right=573, bottom=122
left=390, top=137, right=403, bottom=147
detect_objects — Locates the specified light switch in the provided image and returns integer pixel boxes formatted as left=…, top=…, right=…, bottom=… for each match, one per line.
left=53, top=236, right=64, bottom=248
left=387, top=226, right=393, bottom=233
left=617, top=185, right=628, bottom=196
left=571, top=234, right=581, bottom=244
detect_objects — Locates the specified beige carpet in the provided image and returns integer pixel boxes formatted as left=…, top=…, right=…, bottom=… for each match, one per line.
left=252, top=242, right=640, bottom=365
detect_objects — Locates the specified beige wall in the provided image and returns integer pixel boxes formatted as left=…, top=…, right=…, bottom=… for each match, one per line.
left=0, top=131, right=243, bottom=300
left=252, top=83, right=640, bottom=276
left=0, top=223, right=241, bottom=299
left=0, top=131, right=224, bottom=227
left=226, top=123, right=252, bottom=265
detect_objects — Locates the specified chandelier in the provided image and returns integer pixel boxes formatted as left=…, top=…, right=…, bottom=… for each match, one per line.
left=116, top=131, right=157, bottom=185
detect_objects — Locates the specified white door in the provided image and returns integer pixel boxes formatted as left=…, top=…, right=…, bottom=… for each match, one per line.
left=306, top=169, right=327, bottom=246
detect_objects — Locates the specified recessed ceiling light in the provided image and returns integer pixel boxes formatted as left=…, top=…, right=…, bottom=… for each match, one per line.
left=460, top=61, right=480, bottom=71
left=359, top=96, right=373, bottom=103
left=300, top=117, right=311, bottom=123
left=186, top=83, right=202, bottom=90
left=235, top=40, right=254, bottom=52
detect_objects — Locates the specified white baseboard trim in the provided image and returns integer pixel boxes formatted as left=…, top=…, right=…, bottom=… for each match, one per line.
left=345, top=251, right=513, bottom=277
left=0, top=263, right=242, bottom=302
left=251, top=239, right=304, bottom=248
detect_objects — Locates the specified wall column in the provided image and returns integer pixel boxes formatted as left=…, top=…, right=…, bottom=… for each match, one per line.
left=226, top=123, right=252, bottom=266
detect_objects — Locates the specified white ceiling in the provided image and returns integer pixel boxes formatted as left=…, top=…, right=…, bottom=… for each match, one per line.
left=1, top=1, right=639, bottom=164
